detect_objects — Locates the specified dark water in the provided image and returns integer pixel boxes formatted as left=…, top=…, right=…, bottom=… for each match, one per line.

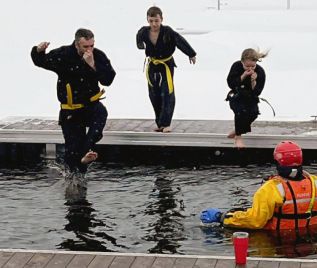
left=1, top=161, right=317, bottom=258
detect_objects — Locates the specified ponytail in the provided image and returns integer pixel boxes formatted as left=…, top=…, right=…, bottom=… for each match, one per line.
left=241, top=48, right=269, bottom=62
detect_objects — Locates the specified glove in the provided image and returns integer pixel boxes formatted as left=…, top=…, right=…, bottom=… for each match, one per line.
left=200, top=208, right=222, bottom=224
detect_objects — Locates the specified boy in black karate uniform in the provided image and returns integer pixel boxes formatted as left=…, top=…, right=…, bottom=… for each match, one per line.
left=137, top=6, right=196, bottom=133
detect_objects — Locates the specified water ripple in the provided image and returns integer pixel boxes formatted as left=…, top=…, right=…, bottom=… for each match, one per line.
left=0, top=162, right=317, bottom=257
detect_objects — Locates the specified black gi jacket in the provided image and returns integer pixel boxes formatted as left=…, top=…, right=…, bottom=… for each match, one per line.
left=136, top=25, right=196, bottom=72
left=31, top=42, right=116, bottom=105
left=226, top=61, right=266, bottom=106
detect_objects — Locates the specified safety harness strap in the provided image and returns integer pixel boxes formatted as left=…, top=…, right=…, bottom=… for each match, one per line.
left=274, top=176, right=317, bottom=229
left=287, top=180, right=299, bottom=230
left=306, top=174, right=316, bottom=227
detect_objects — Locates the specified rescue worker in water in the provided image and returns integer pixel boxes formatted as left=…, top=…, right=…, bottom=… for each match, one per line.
left=200, top=140, right=317, bottom=230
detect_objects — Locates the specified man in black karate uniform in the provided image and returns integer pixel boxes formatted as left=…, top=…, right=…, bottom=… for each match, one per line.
left=31, top=28, right=116, bottom=174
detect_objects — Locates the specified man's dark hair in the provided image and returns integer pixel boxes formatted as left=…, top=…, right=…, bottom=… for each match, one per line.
left=75, top=28, right=94, bottom=42
left=147, top=6, right=163, bottom=18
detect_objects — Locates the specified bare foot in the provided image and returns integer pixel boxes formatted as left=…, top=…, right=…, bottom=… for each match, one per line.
left=227, top=130, right=236, bottom=139
left=234, top=136, right=245, bottom=148
left=81, top=151, right=98, bottom=164
left=162, top=126, right=172, bottom=133
left=153, top=127, right=164, bottom=132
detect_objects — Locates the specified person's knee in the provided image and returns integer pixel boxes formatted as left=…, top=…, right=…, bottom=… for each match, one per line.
left=93, top=102, right=108, bottom=123
left=249, top=112, right=258, bottom=122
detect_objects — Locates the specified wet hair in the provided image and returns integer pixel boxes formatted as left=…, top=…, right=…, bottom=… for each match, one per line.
left=147, top=6, right=163, bottom=18
left=241, top=48, right=268, bottom=62
left=75, top=28, right=94, bottom=43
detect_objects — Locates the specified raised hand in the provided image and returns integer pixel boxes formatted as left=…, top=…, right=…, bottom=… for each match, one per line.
left=241, top=68, right=254, bottom=81
left=189, top=56, right=196, bottom=64
left=37, top=42, right=50, bottom=53
left=83, top=50, right=95, bottom=70
left=251, top=72, right=257, bottom=81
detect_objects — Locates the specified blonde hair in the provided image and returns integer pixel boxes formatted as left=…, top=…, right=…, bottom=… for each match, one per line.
left=241, top=48, right=268, bottom=62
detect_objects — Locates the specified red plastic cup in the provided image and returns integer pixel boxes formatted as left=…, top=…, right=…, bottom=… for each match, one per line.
left=233, top=232, right=249, bottom=264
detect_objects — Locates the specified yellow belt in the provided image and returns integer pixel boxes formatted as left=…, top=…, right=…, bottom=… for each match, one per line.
left=146, top=55, right=174, bottom=94
left=61, top=83, right=105, bottom=110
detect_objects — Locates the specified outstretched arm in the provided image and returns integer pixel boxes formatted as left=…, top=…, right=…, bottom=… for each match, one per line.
left=31, top=41, right=54, bottom=71
left=31, top=42, right=68, bottom=74
left=173, top=30, right=196, bottom=62
left=223, top=180, right=283, bottom=229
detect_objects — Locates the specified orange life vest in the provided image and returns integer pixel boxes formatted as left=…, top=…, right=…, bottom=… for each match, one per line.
left=264, top=175, right=317, bottom=230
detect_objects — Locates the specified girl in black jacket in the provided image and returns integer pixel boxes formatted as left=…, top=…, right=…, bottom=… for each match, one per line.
left=226, top=48, right=268, bottom=148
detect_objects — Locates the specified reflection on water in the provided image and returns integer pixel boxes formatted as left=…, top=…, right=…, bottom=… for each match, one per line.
left=60, top=174, right=126, bottom=251
left=144, top=175, right=185, bottom=254
left=1, top=161, right=317, bottom=258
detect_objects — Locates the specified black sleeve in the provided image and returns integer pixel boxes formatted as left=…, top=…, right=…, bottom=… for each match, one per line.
left=30, top=46, right=66, bottom=74
left=168, top=27, right=196, bottom=58
left=227, top=62, right=243, bottom=91
left=94, top=50, right=116, bottom=86
left=253, top=66, right=266, bottom=96
left=227, top=61, right=266, bottom=97
left=136, top=27, right=146, bottom=50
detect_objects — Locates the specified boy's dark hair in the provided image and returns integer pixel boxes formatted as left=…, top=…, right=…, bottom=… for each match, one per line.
left=75, top=28, right=94, bottom=42
left=147, top=6, right=163, bottom=18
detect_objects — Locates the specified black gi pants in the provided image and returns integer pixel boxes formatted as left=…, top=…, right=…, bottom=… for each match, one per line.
left=59, top=102, right=107, bottom=173
left=229, top=99, right=259, bottom=136
left=148, top=71, right=175, bottom=128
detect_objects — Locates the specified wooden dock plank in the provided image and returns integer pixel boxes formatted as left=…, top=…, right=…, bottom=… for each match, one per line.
left=130, top=256, right=155, bottom=268
left=300, top=263, right=317, bottom=268
left=214, top=259, right=236, bottom=268
left=0, top=250, right=317, bottom=268
left=24, top=253, right=54, bottom=268
left=109, top=256, right=135, bottom=268
left=279, top=261, right=301, bottom=268
left=151, top=257, right=175, bottom=268
left=245, top=260, right=260, bottom=268
left=67, top=254, right=95, bottom=268
left=45, top=253, right=74, bottom=268
left=118, top=120, right=146, bottom=132
left=0, top=252, right=14, bottom=267
left=194, top=258, right=217, bottom=267
left=173, top=257, right=197, bottom=268
left=257, top=260, right=279, bottom=268
left=2, top=118, right=317, bottom=150
left=87, top=255, right=115, bottom=268
left=2, top=252, right=34, bottom=268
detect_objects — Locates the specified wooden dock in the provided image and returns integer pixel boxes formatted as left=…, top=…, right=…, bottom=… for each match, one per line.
left=0, top=249, right=316, bottom=268
left=1, top=117, right=317, bottom=164
left=0, top=117, right=317, bottom=149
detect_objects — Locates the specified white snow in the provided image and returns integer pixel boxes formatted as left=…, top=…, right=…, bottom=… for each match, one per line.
left=1, top=0, right=317, bottom=121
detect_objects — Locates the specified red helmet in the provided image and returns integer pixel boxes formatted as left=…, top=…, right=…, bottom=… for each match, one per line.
left=273, top=140, right=303, bottom=166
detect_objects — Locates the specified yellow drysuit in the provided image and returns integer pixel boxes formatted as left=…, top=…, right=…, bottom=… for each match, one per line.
left=223, top=175, right=317, bottom=229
